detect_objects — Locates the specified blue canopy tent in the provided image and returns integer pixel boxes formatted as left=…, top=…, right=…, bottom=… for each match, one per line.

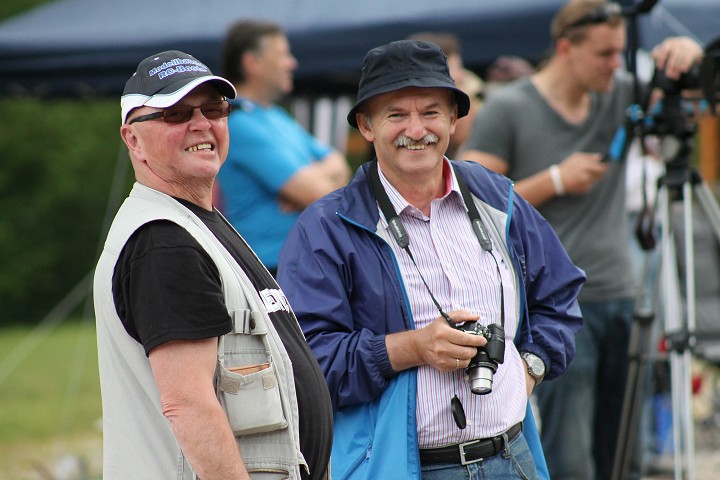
left=0, top=0, right=716, bottom=98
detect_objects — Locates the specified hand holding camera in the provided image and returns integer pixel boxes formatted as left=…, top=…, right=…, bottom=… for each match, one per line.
left=451, top=321, right=506, bottom=395
left=413, top=310, right=487, bottom=371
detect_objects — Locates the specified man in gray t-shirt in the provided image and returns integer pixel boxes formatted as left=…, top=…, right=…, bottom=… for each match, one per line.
left=462, top=1, right=703, bottom=479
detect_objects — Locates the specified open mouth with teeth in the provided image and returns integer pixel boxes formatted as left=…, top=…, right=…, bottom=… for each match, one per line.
left=395, top=134, right=439, bottom=151
left=403, top=143, right=429, bottom=150
left=186, top=143, right=213, bottom=152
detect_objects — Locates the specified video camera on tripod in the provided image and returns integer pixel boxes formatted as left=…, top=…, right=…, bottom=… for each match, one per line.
left=612, top=31, right=720, bottom=480
left=638, top=38, right=720, bottom=165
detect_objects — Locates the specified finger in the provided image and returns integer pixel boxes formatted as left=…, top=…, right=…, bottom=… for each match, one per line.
left=442, top=309, right=480, bottom=325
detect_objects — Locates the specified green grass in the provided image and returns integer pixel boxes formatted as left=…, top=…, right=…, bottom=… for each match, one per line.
left=0, top=319, right=101, bottom=444
left=0, top=319, right=102, bottom=478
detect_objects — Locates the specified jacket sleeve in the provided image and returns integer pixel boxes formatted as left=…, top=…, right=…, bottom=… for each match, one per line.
left=277, top=212, right=399, bottom=409
left=510, top=193, right=585, bottom=381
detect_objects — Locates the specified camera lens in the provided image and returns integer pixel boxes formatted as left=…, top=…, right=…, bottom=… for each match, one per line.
left=466, top=349, right=497, bottom=395
left=467, top=366, right=493, bottom=395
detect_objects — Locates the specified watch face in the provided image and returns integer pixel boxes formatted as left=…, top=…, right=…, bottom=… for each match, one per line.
left=524, top=353, right=545, bottom=376
left=531, top=357, right=545, bottom=375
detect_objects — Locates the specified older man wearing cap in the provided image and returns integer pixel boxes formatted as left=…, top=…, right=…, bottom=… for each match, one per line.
left=277, top=40, right=585, bottom=480
left=94, top=50, right=333, bottom=480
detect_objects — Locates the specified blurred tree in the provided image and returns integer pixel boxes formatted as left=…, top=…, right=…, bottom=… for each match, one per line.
left=0, top=2, right=130, bottom=325
left=0, top=0, right=49, bottom=20
left=0, top=97, right=126, bottom=324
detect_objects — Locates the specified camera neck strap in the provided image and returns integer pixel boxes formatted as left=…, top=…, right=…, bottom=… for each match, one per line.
left=368, top=160, right=505, bottom=328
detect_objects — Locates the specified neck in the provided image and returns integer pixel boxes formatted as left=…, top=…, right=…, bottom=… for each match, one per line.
left=532, top=62, right=590, bottom=124
left=381, top=165, right=446, bottom=217
left=139, top=178, right=214, bottom=211
left=533, top=60, right=588, bottom=106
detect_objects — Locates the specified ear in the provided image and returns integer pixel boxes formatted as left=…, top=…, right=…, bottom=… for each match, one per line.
left=556, top=37, right=573, bottom=58
left=356, top=113, right=375, bottom=143
left=449, top=104, right=458, bottom=135
left=242, top=50, right=260, bottom=77
left=120, top=124, right=143, bottom=158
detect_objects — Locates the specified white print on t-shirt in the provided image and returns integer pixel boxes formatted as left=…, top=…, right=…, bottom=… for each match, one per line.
left=259, top=288, right=292, bottom=314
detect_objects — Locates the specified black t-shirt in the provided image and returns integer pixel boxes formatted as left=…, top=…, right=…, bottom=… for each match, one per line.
left=112, top=199, right=332, bottom=480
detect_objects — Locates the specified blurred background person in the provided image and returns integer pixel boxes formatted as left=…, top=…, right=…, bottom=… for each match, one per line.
left=460, top=0, right=703, bottom=478
left=483, top=55, right=536, bottom=98
left=216, top=20, right=350, bottom=276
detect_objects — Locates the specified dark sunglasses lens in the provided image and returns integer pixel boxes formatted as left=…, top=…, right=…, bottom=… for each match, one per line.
left=160, top=101, right=231, bottom=124
left=163, top=106, right=194, bottom=124
left=201, top=101, right=231, bottom=120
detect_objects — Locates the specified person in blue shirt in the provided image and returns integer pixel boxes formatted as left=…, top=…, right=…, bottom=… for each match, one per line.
left=216, top=20, right=350, bottom=275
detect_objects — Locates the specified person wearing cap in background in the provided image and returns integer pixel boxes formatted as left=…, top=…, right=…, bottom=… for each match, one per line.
left=276, top=39, right=585, bottom=480
left=93, top=50, right=332, bottom=480
left=461, top=1, right=703, bottom=478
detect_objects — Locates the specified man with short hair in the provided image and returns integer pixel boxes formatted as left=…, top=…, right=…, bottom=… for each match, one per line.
left=462, top=1, right=703, bottom=478
left=278, top=39, right=585, bottom=480
left=216, top=20, right=350, bottom=275
left=94, top=50, right=332, bottom=480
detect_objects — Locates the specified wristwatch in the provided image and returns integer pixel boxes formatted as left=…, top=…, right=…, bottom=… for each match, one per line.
left=520, top=352, right=546, bottom=385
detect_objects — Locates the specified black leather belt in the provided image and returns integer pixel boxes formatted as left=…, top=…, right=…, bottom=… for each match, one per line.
left=419, top=422, right=522, bottom=465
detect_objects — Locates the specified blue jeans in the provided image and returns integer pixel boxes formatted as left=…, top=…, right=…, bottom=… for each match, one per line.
left=534, top=298, right=635, bottom=480
left=421, top=432, right=539, bottom=480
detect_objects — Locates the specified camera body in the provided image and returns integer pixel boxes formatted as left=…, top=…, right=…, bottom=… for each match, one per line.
left=454, top=322, right=506, bottom=395
left=653, top=65, right=701, bottom=97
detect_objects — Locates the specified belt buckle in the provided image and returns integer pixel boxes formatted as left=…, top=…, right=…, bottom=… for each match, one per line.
left=458, top=439, right=483, bottom=465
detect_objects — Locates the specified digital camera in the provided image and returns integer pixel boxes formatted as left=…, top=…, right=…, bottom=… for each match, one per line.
left=454, top=322, right=506, bottom=395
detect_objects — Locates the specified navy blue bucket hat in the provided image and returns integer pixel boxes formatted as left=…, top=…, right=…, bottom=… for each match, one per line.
left=347, top=40, right=471, bottom=128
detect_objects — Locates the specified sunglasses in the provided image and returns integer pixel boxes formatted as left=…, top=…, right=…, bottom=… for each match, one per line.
left=562, top=2, right=623, bottom=35
left=128, top=99, right=232, bottom=125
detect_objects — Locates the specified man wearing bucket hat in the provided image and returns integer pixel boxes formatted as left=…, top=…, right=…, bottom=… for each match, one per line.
left=277, top=40, right=584, bottom=480
left=94, top=50, right=332, bottom=480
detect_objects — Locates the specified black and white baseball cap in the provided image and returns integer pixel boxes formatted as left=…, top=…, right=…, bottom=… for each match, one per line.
left=121, top=50, right=236, bottom=123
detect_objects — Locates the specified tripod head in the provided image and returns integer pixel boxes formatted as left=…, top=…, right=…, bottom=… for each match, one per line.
left=641, top=38, right=720, bottom=176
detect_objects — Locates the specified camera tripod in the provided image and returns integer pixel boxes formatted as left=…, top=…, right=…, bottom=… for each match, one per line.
left=612, top=148, right=720, bottom=480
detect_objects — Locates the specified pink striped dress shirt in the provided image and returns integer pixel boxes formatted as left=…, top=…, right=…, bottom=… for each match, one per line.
left=376, top=160, right=527, bottom=448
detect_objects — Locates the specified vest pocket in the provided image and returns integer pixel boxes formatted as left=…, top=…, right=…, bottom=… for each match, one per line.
left=218, top=361, right=289, bottom=435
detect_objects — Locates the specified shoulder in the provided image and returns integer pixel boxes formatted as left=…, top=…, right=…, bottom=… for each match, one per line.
left=130, top=220, right=199, bottom=247
left=474, top=79, right=535, bottom=128
left=120, top=220, right=210, bottom=266
left=484, top=78, right=535, bottom=107
left=452, top=161, right=513, bottom=208
left=294, top=165, right=378, bottom=231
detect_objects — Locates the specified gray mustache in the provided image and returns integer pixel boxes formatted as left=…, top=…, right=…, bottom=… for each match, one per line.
left=394, top=133, right=439, bottom=148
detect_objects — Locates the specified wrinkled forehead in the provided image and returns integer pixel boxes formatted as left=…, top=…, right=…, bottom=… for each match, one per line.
left=363, top=86, right=455, bottom=113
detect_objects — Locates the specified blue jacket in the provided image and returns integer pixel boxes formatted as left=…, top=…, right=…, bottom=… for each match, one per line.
left=278, top=160, right=585, bottom=479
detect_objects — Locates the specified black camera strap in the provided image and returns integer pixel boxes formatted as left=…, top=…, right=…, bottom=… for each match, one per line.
left=368, top=160, right=505, bottom=328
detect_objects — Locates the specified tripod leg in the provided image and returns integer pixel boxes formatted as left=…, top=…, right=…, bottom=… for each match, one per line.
left=658, top=187, right=689, bottom=480
left=611, top=251, right=657, bottom=480
left=660, top=183, right=698, bottom=480
left=681, top=182, right=697, bottom=480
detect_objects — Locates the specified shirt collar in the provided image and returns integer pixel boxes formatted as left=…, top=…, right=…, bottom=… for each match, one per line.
left=376, top=157, right=465, bottom=219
